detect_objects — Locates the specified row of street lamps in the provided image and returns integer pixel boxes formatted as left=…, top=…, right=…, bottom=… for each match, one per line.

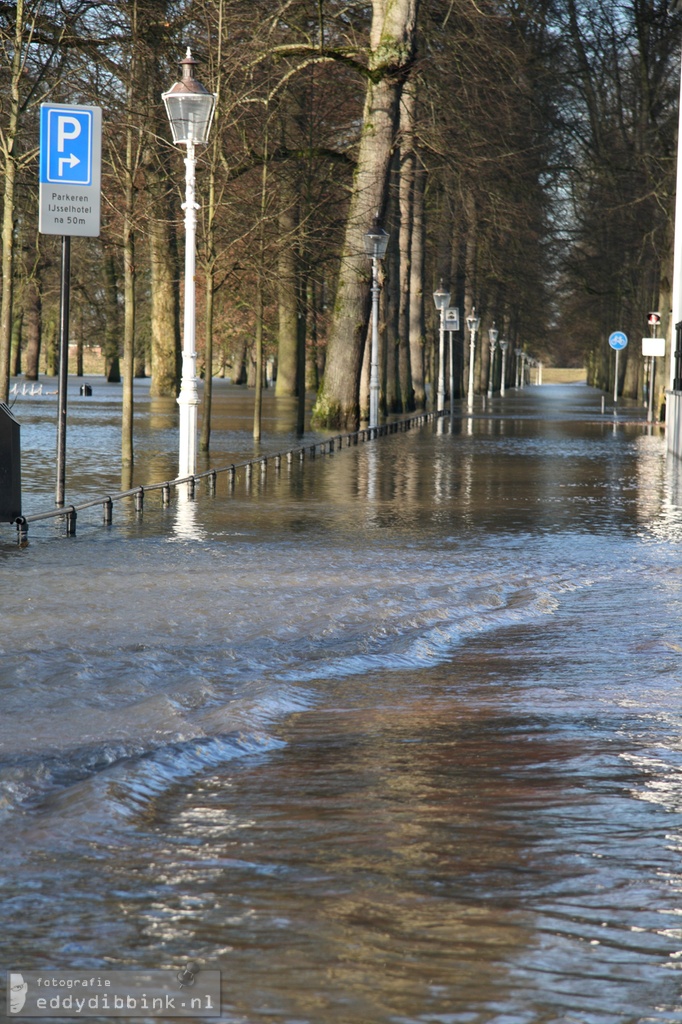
left=425, top=290, right=505, bottom=409
left=163, top=51, right=537, bottom=471
left=365, top=224, right=523, bottom=422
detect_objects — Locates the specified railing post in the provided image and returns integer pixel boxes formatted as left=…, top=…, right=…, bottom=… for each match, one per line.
left=103, top=497, right=113, bottom=525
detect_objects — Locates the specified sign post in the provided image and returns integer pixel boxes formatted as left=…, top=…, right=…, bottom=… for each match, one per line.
left=608, top=331, right=628, bottom=409
left=644, top=313, right=662, bottom=423
left=444, top=308, right=459, bottom=413
left=39, top=104, right=101, bottom=507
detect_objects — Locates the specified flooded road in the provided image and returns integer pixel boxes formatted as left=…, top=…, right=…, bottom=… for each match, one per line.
left=3, top=382, right=682, bottom=1023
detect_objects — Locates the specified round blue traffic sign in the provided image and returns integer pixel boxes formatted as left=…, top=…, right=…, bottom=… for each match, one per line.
left=609, top=331, right=628, bottom=351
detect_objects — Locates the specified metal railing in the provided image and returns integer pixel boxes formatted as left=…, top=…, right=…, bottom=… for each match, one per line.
left=14, top=411, right=440, bottom=542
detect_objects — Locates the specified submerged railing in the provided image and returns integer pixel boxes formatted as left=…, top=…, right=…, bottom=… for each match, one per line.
left=14, top=411, right=441, bottom=542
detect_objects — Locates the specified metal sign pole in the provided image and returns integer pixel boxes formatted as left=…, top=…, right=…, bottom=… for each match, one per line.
left=648, top=356, right=655, bottom=423
left=614, top=349, right=619, bottom=407
left=55, top=235, right=71, bottom=507
left=39, top=103, right=101, bottom=509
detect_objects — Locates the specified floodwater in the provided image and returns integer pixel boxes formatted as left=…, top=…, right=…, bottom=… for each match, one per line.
left=3, top=380, right=682, bottom=1024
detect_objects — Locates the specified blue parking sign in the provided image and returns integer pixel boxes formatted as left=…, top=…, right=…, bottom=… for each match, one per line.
left=39, top=103, right=101, bottom=236
left=40, top=106, right=93, bottom=186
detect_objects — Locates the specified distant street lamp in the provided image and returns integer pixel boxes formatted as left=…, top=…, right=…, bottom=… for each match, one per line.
left=499, top=339, right=509, bottom=396
left=487, top=323, right=499, bottom=398
left=466, top=309, right=481, bottom=409
left=433, top=281, right=451, bottom=412
left=163, top=49, right=216, bottom=479
left=515, top=348, right=524, bottom=388
left=364, top=216, right=390, bottom=429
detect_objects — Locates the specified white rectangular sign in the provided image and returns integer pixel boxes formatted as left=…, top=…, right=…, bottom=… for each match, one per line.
left=39, top=103, right=101, bottom=236
left=642, top=337, right=666, bottom=357
left=444, top=307, right=460, bottom=331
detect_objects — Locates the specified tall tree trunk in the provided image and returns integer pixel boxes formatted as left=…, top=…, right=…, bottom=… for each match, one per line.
left=312, top=0, right=420, bottom=429
left=275, top=78, right=307, bottom=399
left=200, top=0, right=223, bottom=453
left=148, top=160, right=180, bottom=396
left=305, top=277, right=320, bottom=392
left=141, top=0, right=179, bottom=398
left=200, top=262, right=215, bottom=450
left=0, top=0, right=24, bottom=403
left=11, top=310, right=22, bottom=377
left=122, top=185, right=136, bottom=462
left=121, top=0, right=140, bottom=465
left=385, top=224, right=401, bottom=412
left=43, top=313, right=57, bottom=376
left=103, top=253, right=121, bottom=382
left=398, top=77, right=416, bottom=411
left=276, top=195, right=299, bottom=396
left=296, top=268, right=307, bottom=434
left=199, top=152, right=217, bottom=451
left=463, top=191, right=477, bottom=393
left=254, top=111, right=269, bottom=440
left=76, top=313, right=84, bottom=377
left=253, top=294, right=264, bottom=440
left=409, top=157, right=426, bottom=407
left=24, top=275, right=41, bottom=380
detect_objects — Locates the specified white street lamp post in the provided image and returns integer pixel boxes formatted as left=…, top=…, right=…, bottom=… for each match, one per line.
left=499, top=340, right=508, bottom=396
left=433, top=281, right=451, bottom=412
left=487, top=323, right=499, bottom=398
left=364, top=217, right=390, bottom=429
left=466, top=309, right=481, bottom=410
left=163, top=49, right=216, bottom=479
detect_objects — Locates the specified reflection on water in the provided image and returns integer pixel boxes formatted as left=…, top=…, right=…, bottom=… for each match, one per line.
left=173, top=483, right=205, bottom=542
left=4, top=383, right=682, bottom=1022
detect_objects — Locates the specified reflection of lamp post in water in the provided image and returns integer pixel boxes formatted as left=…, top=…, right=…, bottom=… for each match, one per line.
left=433, top=281, right=451, bottom=413
left=363, top=217, right=390, bottom=429
left=487, top=323, right=498, bottom=398
left=163, top=49, right=216, bottom=478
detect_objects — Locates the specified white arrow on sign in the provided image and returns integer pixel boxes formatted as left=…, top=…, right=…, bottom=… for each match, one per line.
left=58, top=153, right=80, bottom=176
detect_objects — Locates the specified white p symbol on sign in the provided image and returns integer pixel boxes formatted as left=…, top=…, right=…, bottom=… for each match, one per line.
left=57, top=116, right=81, bottom=152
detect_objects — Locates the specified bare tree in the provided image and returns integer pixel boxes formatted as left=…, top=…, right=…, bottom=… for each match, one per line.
left=312, top=0, right=420, bottom=429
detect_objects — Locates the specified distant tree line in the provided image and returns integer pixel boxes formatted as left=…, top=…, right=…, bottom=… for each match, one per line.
left=1, top=0, right=681, bottom=451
